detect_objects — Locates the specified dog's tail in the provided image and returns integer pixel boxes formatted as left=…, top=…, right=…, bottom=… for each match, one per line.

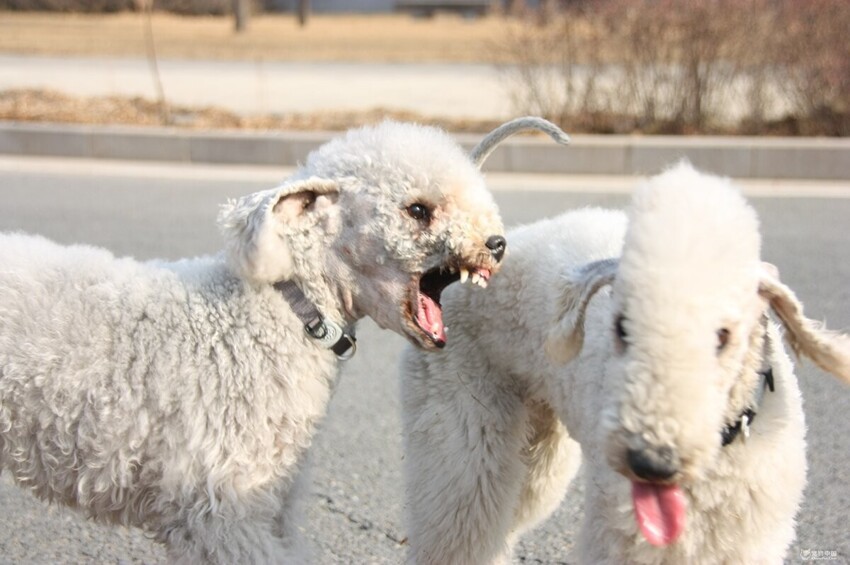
left=470, top=117, right=570, bottom=169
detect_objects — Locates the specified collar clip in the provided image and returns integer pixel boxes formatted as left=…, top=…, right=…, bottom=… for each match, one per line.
left=721, top=367, right=773, bottom=447
left=275, top=281, right=358, bottom=361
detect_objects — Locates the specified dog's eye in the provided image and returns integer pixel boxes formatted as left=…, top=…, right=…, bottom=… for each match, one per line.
left=406, top=203, right=431, bottom=223
left=716, top=328, right=730, bottom=352
left=615, top=314, right=628, bottom=345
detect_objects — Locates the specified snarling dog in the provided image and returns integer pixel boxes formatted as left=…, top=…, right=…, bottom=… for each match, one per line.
left=0, top=118, right=568, bottom=562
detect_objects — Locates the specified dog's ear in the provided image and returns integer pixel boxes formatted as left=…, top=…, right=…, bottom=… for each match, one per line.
left=269, top=178, right=340, bottom=223
left=759, top=262, right=850, bottom=384
left=546, top=258, right=619, bottom=365
left=218, top=177, right=340, bottom=284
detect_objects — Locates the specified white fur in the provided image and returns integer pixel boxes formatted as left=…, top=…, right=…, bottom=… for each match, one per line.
left=0, top=120, right=515, bottom=563
left=402, top=163, right=850, bottom=564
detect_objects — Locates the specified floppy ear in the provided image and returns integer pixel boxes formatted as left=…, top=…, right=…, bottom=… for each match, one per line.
left=218, top=177, right=339, bottom=284
left=546, top=258, right=619, bottom=365
left=759, top=262, right=850, bottom=384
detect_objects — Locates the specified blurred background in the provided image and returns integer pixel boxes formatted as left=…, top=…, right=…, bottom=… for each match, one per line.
left=0, top=0, right=847, bottom=136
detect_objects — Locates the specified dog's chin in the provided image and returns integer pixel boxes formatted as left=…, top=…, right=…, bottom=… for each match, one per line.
left=403, top=324, right=446, bottom=351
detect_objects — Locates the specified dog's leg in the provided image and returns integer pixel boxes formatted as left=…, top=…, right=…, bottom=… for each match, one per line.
left=165, top=525, right=300, bottom=565
left=401, top=348, right=529, bottom=565
left=509, top=400, right=581, bottom=544
left=162, top=497, right=308, bottom=565
left=273, top=457, right=312, bottom=561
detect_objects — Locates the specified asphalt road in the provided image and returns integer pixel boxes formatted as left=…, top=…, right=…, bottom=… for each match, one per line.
left=0, top=158, right=848, bottom=564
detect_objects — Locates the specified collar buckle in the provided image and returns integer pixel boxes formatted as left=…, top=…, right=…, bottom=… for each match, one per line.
left=303, top=316, right=357, bottom=360
left=721, top=368, right=773, bottom=447
left=741, top=413, right=751, bottom=441
left=276, top=280, right=358, bottom=361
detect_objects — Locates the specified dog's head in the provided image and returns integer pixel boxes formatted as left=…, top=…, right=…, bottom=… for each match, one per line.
left=219, top=121, right=527, bottom=350
left=546, top=163, right=850, bottom=545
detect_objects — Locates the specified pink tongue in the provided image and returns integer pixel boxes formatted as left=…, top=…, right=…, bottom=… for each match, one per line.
left=631, top=481, right=686, bottom=546
left=416, top=292, right=446, bottom=343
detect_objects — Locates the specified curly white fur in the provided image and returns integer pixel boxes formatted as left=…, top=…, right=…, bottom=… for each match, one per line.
left=401, top=162, right=850, bottom=564
left=0, top=119, right=572, bottom=562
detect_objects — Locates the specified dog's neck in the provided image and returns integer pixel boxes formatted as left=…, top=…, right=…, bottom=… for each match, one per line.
left=274, top=278, right=358, bottom=359
left=721, top=317, right=775, bottom=446
left=279, top=241, right=362, bottom=325
left=721, top=367, right=774, bottom=446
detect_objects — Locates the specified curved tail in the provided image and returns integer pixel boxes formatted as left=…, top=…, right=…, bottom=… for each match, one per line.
left=470, top=117, right=570, bottom=169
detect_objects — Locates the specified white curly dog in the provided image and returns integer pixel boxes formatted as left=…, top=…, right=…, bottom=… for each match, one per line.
left=0, top=118, right=568, bottom=563
left=402, top=163, right=850, bottom=564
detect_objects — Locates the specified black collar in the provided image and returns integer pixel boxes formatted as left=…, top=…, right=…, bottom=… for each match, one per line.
left=721, top=367, right=775, bottom=447
left=274, top=280, right=357, bottom=360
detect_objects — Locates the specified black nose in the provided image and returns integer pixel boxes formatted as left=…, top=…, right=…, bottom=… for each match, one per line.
left=627, top=446, right=678, bottom=482
left=485, top=235, right=506, bottom=262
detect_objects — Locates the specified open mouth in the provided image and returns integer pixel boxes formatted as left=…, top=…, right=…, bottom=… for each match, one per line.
left=409, top=264, right=491, bottom=348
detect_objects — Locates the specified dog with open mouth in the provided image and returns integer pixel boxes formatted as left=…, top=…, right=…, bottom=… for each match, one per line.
left=0, top=117, right=569, bottom=563
left=221, top=117, right=568, bottom=353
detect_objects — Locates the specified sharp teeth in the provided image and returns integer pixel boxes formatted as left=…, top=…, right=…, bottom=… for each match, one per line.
left=460, top=268, right=469, bottom=284
left=478, top=279, right=488, bottom=289
left=471, top=272, right=480, bottom=285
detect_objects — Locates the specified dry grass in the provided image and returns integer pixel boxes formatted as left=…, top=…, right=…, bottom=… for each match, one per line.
left=0, top=11, right=520, bottom=63
left=0, top=87, right=822, bottom=137
left=0, top=88, right=505, bottom=132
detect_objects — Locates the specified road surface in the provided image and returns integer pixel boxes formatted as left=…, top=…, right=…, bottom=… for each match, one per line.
left=0, top=157, right=848, bottom=563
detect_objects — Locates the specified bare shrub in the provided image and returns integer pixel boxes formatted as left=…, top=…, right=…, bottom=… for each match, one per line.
left=498, top=0, right=751, bottom=133
left=497, top=0, right=850, bottom=135
left=495, top=5, right=615, bottom=131
left=775, top=0, right=850, bottom=136
left=730, top=0, right=782, bottom=131
left=596, top=0, right=752, bottom=132
left=671, top=0, right=744, bottom=129
left=595, top=1, right=684, bottom=130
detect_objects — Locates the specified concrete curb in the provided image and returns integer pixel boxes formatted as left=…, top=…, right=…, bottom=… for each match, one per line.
left=1, top=122, right=848, bottom=180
